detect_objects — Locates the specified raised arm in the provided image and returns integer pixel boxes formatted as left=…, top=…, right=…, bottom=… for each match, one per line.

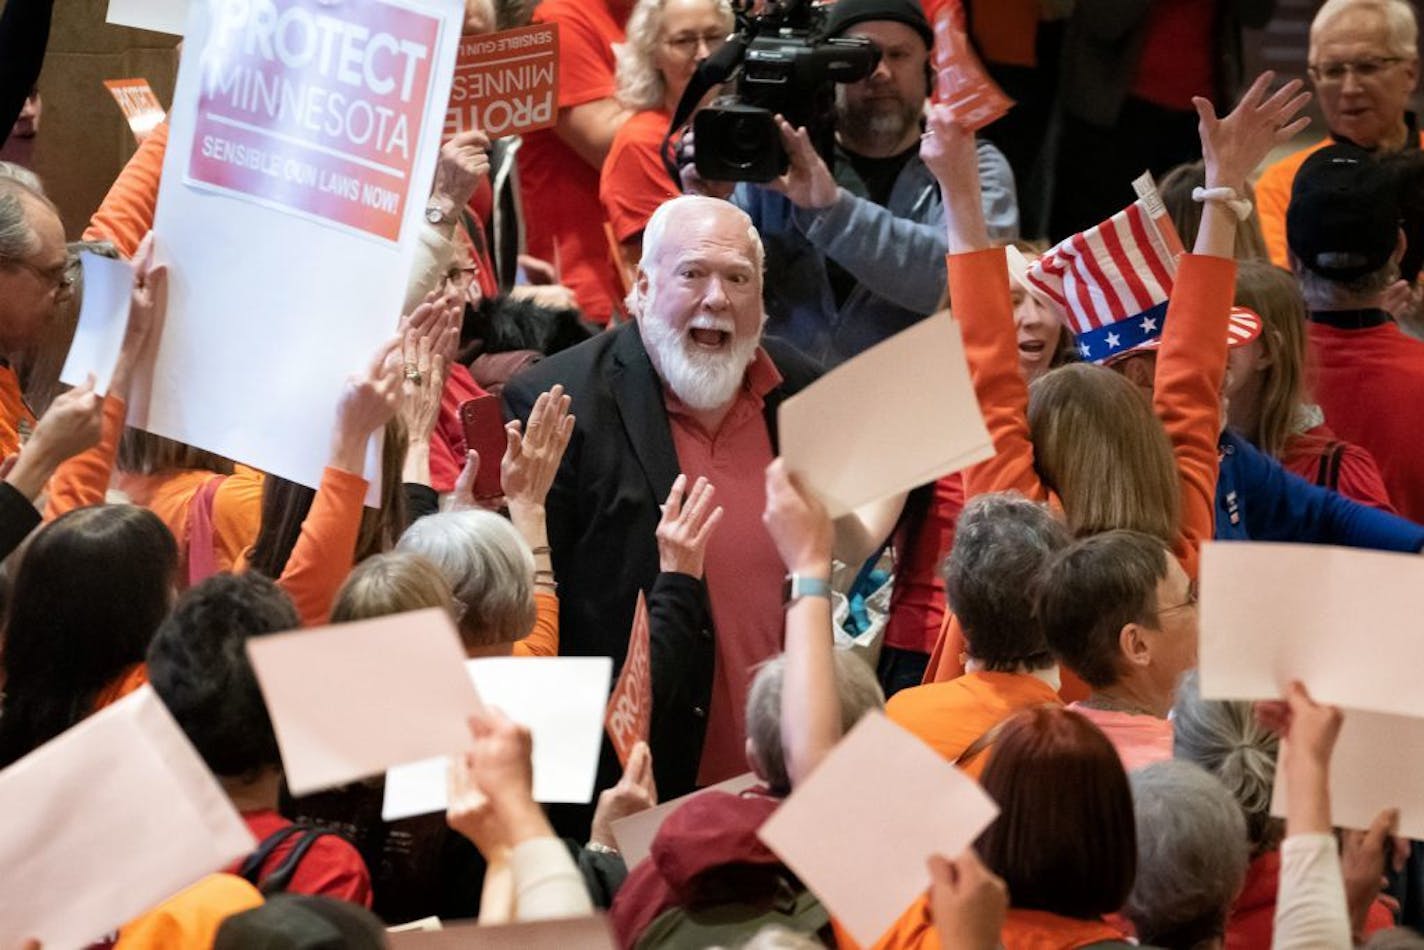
left=1153, top=73, right=1310, bottom=575
left=921, top=106, right=1045, bottom=504
left=763, top=459, right=838, bottom=787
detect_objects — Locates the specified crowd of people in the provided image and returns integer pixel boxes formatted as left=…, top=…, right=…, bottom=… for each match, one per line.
left=2, top=0, right=1424, bottom=946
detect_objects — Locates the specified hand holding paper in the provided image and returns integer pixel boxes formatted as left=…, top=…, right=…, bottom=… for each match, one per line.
left=928, top=850, right=1009, bottom=950
left=778, top=314, right=992, bottom=519
left=758, top=712, right=999, bottom=947
left=3, top=377, right=105, bottom=502
left=590, top=741, right=658, bottom=851
left=447, top=707, right=553, bottom=857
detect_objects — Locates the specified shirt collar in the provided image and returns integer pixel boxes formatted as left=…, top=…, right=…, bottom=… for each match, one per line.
left=1308, top=307, right=1393, bottom=329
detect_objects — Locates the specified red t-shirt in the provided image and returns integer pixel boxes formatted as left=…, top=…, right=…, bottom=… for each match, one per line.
left=1280, top=422, right=1397, bottom=513
left=884, top=474, right=964, bottom=654
left=232, top=809, right=374, bottom=907
left=1308, top=320, right=1424, bottom=524
left=519, top=0, right=628, bottom=323
left=665, top=350, right=785, bottom=785
left=599, top=108, right=679, bottom=244
left=1130, top=0, right=1216, bottom=112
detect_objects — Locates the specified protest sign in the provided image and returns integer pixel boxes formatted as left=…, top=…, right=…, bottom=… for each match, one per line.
left=759, top=712, right=999, bottom=947
left=61, top=253, right=135, bottom=396
left=143, top=0, right=461, bottom=493
left=1199, top=541, right=1424, bottom=719
left=382, top=656, right=613, bottom=819
left=605, top=590, right=652, bottom=768
left=107, top=0, right=189, bottom=35
left=247, top=608, right=483, bottom=796
left=779, top=315, right=992, bottom=518
left=445, top=23, right=559, bottom=140
left=0, top=688, right=254, bottom=947
left=930, top=7, right=1012, bottom=131
left=104, top=78, right=167, bottom=143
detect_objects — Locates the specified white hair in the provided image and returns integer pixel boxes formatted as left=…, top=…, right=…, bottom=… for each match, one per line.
left=615, top=0, right=735, bottom=111
left=395, top=510, right=536, bottom=648
left=1311, top=0, right=1419, bottom=59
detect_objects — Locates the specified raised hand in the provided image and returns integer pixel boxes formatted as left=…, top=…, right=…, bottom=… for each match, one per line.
left=920, top=104, right=989, bottom=253
left=589, top=741, right=658, bottom=851
left=330, top=336, right=402, bottom=475
left=111, top=231, right=169, bottom=399
left=928, top=850, right=1009, bottom=950
left=656, top=474, right=724, bottom=578
left=1195, top=71, right=1311, bottom=192
left=430, top=127, right=492, bottom=217
left=762, top=458, right=833, bottom=578
left=501, top=384, right=574, bottom=512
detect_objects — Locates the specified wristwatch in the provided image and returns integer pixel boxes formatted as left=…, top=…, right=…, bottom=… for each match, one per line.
left=782, top=574, right=831, bottom=606
left=424, top=195, right=457, bottom=226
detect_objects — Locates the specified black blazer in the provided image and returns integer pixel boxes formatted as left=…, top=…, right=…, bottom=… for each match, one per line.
left=502, top=323, right=821, bottom=797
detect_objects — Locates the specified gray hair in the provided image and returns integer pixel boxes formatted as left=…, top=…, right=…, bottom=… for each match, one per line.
left=1311, top=0, right=1419, bottom=59
left=947, top=492, right=1070, bottom=671
left=1127, top=760, right=1250, bottom=949
left=395, top=510, right=536, bottom=649
left=626, top=194, right=765, bottom=316
left=1295, top=258, right=1400, bottom=310
left=744, top=650, right=884, bottom=794
left=0, top=162, right=43, bottom=195
left=616, top=0, right=735, bottom=111
left=0, top=178, right=45, bottom=264
left=1171, top=669, right=1281, bottom=850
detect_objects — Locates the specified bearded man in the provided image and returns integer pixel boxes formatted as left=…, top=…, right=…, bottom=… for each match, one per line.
left=503, top=196, right=899, bottom=807
left=689, top=0, right=1018, bottom=367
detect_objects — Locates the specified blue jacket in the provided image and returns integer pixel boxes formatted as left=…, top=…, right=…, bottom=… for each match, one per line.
left=1216, top=429, right=1424, bottom=551
left=734, top=139, right=1018, bottom=367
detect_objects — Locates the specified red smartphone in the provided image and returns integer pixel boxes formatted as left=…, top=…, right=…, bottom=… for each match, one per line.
left=459, top=395, right=507, bottom=499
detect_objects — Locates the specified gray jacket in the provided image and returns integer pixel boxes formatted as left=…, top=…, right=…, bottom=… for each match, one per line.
left=735, top=138, right=1017, bottom=367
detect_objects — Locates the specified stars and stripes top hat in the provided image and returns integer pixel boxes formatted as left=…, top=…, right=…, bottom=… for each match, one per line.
left=1023, top=197, right=1263, bottom=363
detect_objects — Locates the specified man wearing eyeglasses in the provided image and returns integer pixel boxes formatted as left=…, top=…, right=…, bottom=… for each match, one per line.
left=0, top=178, right=73, bottom=456
left=1256, top=0, right=1421, bottom=267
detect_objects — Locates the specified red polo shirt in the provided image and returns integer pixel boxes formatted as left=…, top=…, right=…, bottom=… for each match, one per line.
left=665, top=349, right=785, bottom=784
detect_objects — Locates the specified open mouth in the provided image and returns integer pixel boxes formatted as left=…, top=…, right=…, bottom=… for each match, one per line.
left=1018, top=339, right=1047, bottom=355
left=689, top=327, right=732, bottom=349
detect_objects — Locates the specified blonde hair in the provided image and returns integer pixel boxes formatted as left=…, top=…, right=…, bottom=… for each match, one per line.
left=331, top=551, right=457, bottom=624
left=1233, top=261, right=1311, bottom=458
left=1159, top=161, right=1269, bottom=262
left=616, top=0, right=735, bottom=111
left=1027, top=364, right=1181, bottom=543
left=1311, top=0, right=1419, bottom=59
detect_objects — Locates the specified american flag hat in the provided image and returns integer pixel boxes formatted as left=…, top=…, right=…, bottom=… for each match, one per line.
left=1024, top=199, right=1263, bottom=364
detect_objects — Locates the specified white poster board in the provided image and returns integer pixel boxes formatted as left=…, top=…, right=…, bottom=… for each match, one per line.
left=142, top=0, right=462, bottom=491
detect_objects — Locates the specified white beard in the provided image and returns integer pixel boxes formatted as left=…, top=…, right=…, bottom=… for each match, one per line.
left=641, top=312, right=762, bottom=411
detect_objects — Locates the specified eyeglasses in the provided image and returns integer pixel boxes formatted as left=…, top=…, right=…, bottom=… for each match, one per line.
left=662, top=31, right=727, bottom=57
left=1308, top=56, right=1406, bottom=84
left=1159, top=578, right=1199, bottom=615
left=4, top=251, right=79, bottom=297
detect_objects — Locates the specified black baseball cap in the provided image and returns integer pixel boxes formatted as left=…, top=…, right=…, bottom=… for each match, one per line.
left=1287, top=143, right=1401, bottom=282
left=824, top=0, right=934, bottom=48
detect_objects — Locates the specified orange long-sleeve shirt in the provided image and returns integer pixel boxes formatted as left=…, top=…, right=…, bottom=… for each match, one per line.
left=926, top=249, right=1233, bottom=683
left=0, top=364, right=35, bottom=460
left=514, top=591, right=560, bottom=657
left=85, top=121, right=169, bottom=257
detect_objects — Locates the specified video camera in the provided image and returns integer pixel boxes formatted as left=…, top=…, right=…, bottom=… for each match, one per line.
left=679, top=0, right=881, bottom=183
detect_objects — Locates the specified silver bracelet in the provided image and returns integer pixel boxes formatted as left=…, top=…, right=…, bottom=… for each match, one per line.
left=585, top=841, right=620, bottom=855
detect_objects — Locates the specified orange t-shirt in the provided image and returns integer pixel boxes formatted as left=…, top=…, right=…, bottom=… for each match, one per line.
left=520, top=0, right=627, bottom=323
left=0, top=364, right=34, bottom=459
left=117, top=466, right=266, bottom=575
left=886, top=671, right=1061, bottom=778
left=513, top=590, right=560, bottom=657
left=599, top=108, right=679, bottom=245
left=115, top=874, right=265, bottom=949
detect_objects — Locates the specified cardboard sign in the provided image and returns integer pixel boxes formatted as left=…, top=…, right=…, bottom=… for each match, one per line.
left=247, top=608, right=484, bottom=796
left=605, top=590, right=652, bottom=768
left=445, top=23, right=559, bottom=140
left=186, top=0, right=442, bottom=243
left=1199, top=542, right=1424, bottom=719
left=0, top=688, right=255, bottom=948
left=1132, top=172, right=1188, bottom=260
left=758, top=712, right=1000, bottom=948
left=386, top=914, right=616, bottom=949
left=779, top=315, right=993, bottom=518
left=931, top=9, right=1012, bottom=131
left=143, top=0, right=459, bottom=495
left=104, top=78, right=167, bottom=143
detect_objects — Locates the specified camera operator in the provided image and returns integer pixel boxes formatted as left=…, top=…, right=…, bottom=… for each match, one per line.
left=684, top=0, right=1019, bottom=367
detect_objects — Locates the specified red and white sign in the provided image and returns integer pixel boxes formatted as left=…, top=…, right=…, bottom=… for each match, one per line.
left=104, top=78, right=167, bottom=143
left=185, top=0, right=443, bottom=243
left=445, top=22, right=558, bottom=140
left=605, top=590, right=652, bottom=768
left=931, top=8, right=1013, bottom=132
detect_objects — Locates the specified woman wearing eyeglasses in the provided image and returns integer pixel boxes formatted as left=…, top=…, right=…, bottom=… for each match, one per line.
left=599, top=0, right=735, bottom=272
